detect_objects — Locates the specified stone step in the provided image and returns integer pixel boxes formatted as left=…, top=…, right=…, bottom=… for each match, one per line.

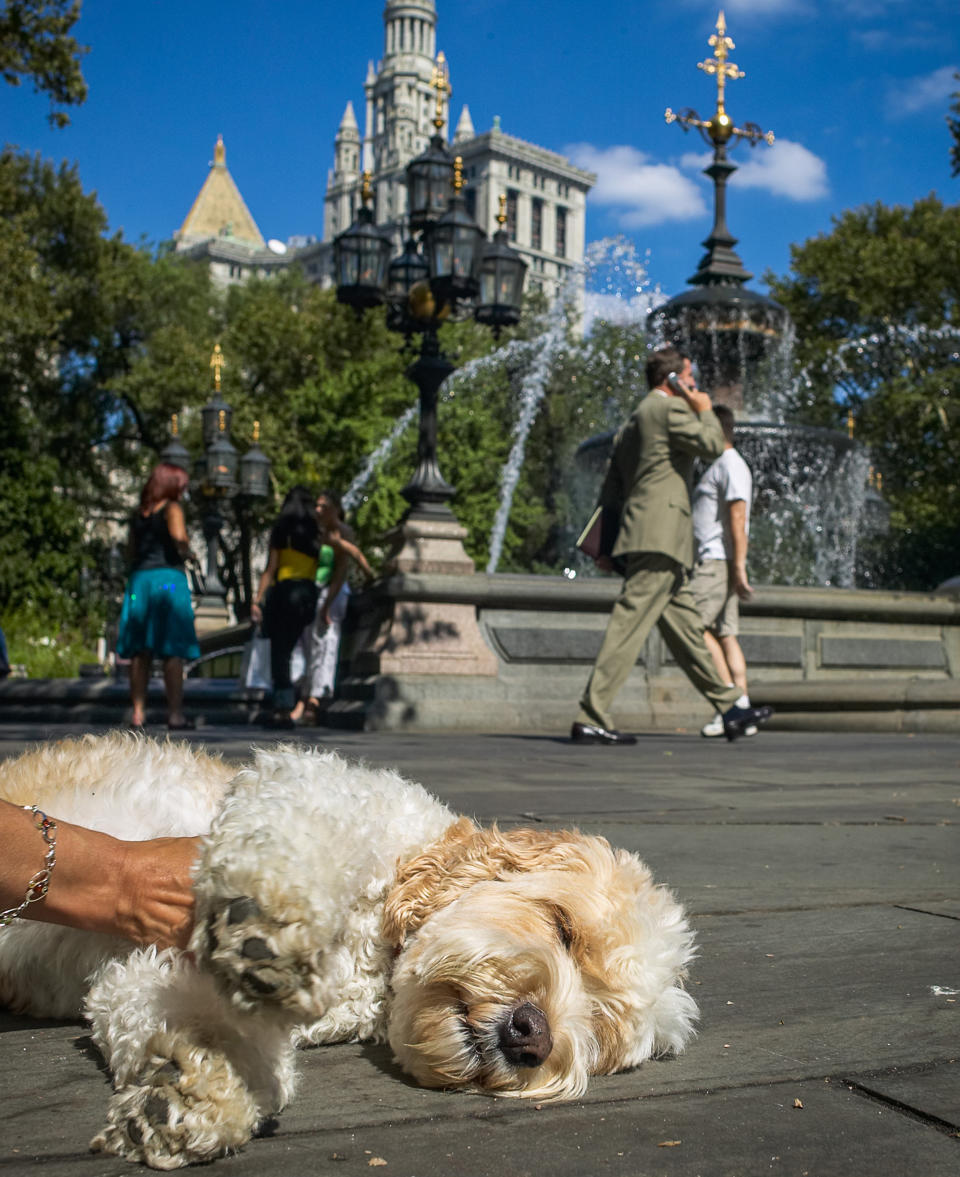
left=0, top=677, right=267, bottom=727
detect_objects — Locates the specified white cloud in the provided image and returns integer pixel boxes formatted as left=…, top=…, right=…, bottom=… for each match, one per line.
left=895, top=65, right=958, bottom=115
left=566, top=143, right=707, bottom=227
left=730, top=139, right=828, bottom=199
left=678, top=139, right=828, bottom=201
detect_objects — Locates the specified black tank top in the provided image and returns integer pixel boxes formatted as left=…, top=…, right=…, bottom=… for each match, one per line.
left=129, top=507, right=184, bottom=571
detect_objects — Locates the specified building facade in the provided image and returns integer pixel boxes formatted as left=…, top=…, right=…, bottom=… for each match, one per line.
left=174, top=135, right=293, bottom=285
left=176, top=2, right=594, bottom=305
left=308, top=0, right=594, bottom=303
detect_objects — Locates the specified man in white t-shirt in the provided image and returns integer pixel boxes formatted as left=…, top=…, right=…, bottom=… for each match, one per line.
left=688, top=405, right=756, bottom=738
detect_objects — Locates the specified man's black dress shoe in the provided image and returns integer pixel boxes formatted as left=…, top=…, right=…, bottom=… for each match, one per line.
left=722, top=703, right=774, bottom=742
left=570, top=722, right=637, bottom=746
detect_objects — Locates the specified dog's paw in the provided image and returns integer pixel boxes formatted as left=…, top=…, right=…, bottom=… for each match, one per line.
left=201, top=894, right=321, bottom=1013
left=91, top=1038, right=259, bottom=1169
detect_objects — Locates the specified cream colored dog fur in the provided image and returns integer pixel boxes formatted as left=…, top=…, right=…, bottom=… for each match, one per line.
left=0, top=734, right=697, bottom=1169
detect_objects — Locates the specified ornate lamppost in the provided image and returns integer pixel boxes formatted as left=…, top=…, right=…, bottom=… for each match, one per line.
left=161, top=345, right=271, bottom=629
left=333, top=53, right=526, bottom=569
left=655, top=10, right=784, bottom=411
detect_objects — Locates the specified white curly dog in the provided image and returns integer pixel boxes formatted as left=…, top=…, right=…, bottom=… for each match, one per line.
left=0, top=734, right=697, bottom=1169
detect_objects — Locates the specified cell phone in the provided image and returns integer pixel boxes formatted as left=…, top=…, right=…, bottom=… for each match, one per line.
left=666, top=371, right=688, bottom=396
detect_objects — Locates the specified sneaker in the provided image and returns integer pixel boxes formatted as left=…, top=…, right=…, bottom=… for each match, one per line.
left=723, top=703, right=774, bottom=742
left=700, top=713, right=725, bottom=738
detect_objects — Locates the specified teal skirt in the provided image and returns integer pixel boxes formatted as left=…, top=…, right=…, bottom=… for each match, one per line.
left=116, top=567, right=201, bottom=660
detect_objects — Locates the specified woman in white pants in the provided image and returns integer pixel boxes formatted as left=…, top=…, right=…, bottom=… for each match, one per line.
left=292, top=491, right=374, bottom=724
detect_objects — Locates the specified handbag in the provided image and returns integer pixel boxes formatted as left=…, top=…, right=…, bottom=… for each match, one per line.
left=576, top=506, right=624, bottom=572
left=241, top=627, right=272, bottom=690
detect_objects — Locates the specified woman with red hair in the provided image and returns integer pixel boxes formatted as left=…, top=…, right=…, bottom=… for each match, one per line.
left=115, top=463, right=200, bottom=729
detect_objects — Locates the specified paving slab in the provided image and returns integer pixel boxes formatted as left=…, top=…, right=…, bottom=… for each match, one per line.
left=843, top=1059, right=960, bottom=1132
left=0, top=725, right=957, bottom=1176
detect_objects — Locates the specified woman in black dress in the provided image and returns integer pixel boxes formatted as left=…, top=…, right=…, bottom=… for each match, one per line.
left=250, top=486, right=321, bottom=727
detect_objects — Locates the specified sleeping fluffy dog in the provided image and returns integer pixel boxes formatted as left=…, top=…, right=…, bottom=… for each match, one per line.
left=0, top=734, right=697, bottom=1169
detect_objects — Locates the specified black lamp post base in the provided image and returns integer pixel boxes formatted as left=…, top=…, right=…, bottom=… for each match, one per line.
left=400, top=333, right=459, bottom=519
left=194, top=507, right=233, bottom=634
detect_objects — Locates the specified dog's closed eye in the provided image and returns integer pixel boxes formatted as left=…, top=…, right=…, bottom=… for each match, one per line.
left=551, top=906, right=575, bottom=950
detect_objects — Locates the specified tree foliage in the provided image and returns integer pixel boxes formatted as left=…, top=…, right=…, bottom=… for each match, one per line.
left=0, top=141, right=659, bottom=649
left=949, top=72, right=960, bottom=178
left=0, top=0, right=87, bottom=126
left=0, top=147, right=148, bottom=618
left=766, top=196, right=960, bottom=589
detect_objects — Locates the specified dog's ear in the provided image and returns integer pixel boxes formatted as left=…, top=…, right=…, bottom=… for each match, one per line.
left=382, top=822, right=593, bottom=946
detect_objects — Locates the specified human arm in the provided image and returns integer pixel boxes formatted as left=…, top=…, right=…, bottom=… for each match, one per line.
left=671, top=375, right=714, bottom=417
left=728, top=499, right=753, bottom=600
left=0, top=800, right=200, bottom=948
left=165, top=501, right=194, bottom=563
left=338, top=536, right=374, bottom=583
left=319, top=544, right=351, bottom=627
left=668, top=398, right=725, bottom=461
left=250, top=547, right=280, bottom=626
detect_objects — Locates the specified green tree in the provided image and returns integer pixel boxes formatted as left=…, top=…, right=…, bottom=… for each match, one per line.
left=0, top=0, right=87, bottom=127
left=949, top=72, right=960, bottom=177
left=0, top=146, right=215, bottom=653
left=766, top=196, right=960, bottom=589
left=0, top=148, right=123, bottom=616
left=0, top=138, right=655, bottom=649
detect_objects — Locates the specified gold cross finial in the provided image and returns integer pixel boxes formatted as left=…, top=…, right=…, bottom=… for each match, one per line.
left=698, top=10, right=744, bottom=119
left=665, top=10, right=774, bottom=149
left=360, top=170, right=374, bottom=206
left=170, top=413, right=180, bottom=437
left=252, top=420, right=261, bottom=443
left=431, top=51, right=451, bottom=132
left=210, top=344, right=224, bottom=391
left=497, top=193, right=507, bottom=227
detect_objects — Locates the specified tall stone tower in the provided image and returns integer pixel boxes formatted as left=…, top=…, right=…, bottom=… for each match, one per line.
left=314, top=0, right=595, bottom=305
left=325, top=0, right=444, bottom=239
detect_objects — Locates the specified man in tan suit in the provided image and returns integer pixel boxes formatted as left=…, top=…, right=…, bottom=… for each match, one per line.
left=572, top=347, right=772, bottom=745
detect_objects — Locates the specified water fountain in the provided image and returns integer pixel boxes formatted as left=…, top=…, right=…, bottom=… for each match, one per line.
left=313, top=14, right=958, bottom=735
left=578, top=12, right=876, bottom=587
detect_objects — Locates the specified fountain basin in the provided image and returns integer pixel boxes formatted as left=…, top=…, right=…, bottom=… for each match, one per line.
left=651, top=285, right=790, bottom=414
left=575, top=419, right=873, bottom=587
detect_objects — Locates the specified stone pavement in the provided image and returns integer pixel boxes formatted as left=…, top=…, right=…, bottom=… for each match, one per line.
left=0, top=723, right=957, bottom=1177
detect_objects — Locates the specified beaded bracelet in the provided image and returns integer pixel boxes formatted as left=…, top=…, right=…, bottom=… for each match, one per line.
left=0, top=806, right=58, bottom=928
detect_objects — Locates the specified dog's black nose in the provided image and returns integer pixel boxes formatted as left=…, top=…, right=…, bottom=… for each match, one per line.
left=497, top=1002, right=553, bottom=1068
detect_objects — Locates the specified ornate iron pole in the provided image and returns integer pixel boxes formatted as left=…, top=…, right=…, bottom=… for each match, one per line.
left=665, top=9, right=775, bottom=288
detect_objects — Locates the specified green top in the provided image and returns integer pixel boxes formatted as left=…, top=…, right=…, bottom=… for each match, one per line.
left=315, top=543, right=335, bottom=587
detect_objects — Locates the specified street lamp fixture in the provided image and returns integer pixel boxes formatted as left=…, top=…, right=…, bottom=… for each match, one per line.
left=475, top=195, right=528, bottom=338
left=424, top=157, right=485, bottom=310
left=333, top=53, right=526, bottom=526
left=406, top=51, right=456, bottom=233
left=158, top=346, right=272, bottom=620
left=160, top=413, right=190, bottom=471
left=203, top=410, right=238, bottom=494
left=239, top=420, right=271, bottom=499
left=201, top=344, right=234, bottom=445
left=334, top=172, right=394, bottom=312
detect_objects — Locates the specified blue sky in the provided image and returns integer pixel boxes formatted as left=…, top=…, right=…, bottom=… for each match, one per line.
left=1, top=0, right=957, bottom=299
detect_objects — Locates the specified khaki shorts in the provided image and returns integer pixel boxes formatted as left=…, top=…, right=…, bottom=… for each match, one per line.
left=689, top=559, right=739, bottom=637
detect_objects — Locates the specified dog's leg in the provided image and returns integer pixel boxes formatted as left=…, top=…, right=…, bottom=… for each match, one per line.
left=87, top=950, right=298, bottom=1169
